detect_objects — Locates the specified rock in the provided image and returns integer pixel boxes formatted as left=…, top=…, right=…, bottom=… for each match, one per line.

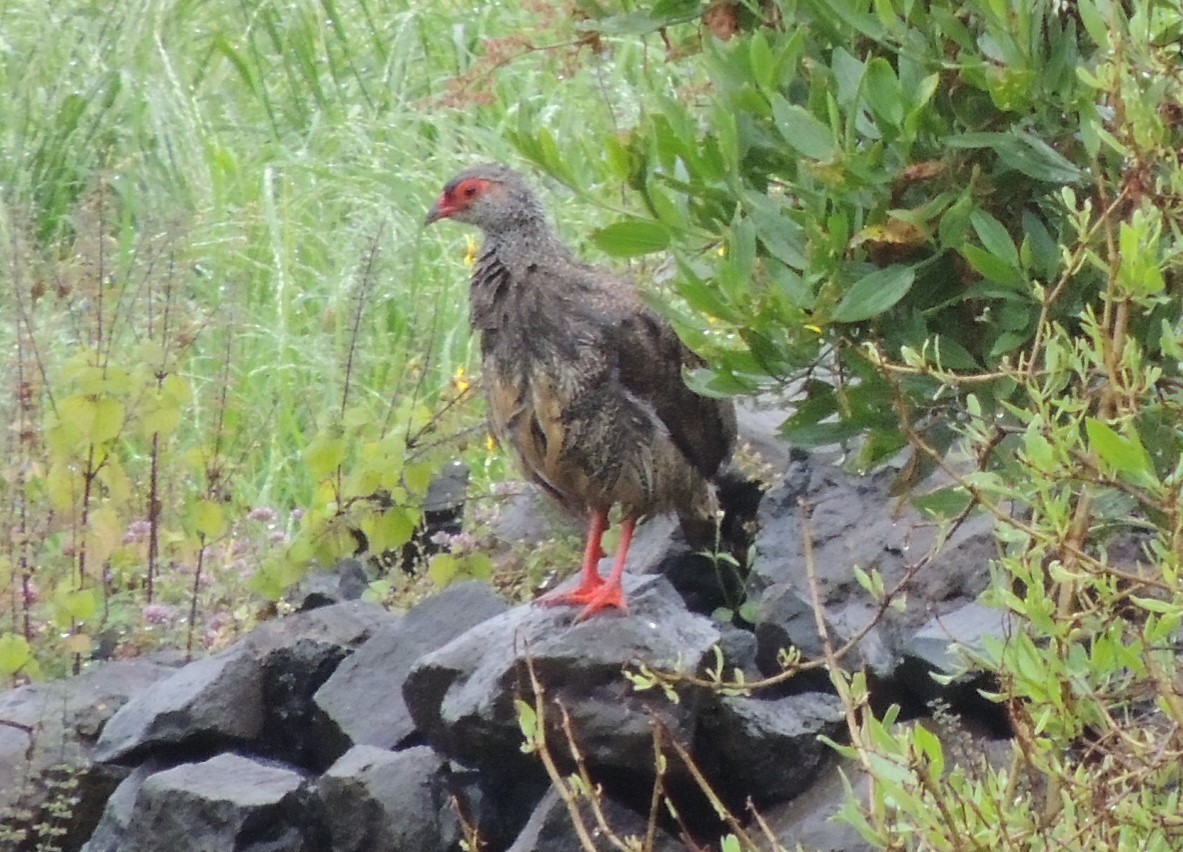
left=287, top=558, right=370, bottom=612
left=697, top=692, right=845, bottom=806
left=489, top=486, right=581, bottom=548
left=716, top=623, right=760, bottom=678
left=318, top=745, right=460, bottom=852
left=750, top=457, right=997, bottom=679
left=754, top=582, right=895, bottom=681
left=257, top=638, right=352, bottom=770
left=0, top=659, right=174, bottom=849
left=103, top=753, right=328, bottom=852
left=95, top=601, right=392, bottom=766
left=81, top=760, right=166, bottom=852
left=404, top=574, right=720, bottom=781
left=761, top=758, right=875, bottom=852
left=92, top=647, right=264, bottom=766
left=895, top=601, right=1015, bottom=734
left=313, top=581, right=508, bottom=762
left=507, top=786, right=684, bottom=852
left=902, top=601, right=1012, bottom=677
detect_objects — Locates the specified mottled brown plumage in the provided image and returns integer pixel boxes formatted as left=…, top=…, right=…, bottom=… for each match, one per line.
left=426, top=164, right=736, bottom=618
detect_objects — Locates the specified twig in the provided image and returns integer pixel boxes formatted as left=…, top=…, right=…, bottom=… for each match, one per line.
left=519, top=652, right=606, bottom=852
left=656, top=721, right=759, bottom=849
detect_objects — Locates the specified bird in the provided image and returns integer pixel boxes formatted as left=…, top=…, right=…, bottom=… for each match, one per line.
left=425, top=163, right=736, bottom=620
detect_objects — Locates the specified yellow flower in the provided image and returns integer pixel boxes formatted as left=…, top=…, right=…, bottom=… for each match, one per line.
left=485, top=434, right=498, bottom=452
left=463, top=235, right=478, bottom=267
left=453, top=366, right=470, bottom=393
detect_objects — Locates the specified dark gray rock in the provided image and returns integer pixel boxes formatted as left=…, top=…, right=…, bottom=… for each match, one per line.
left=92, top=647, right=262, bottom=765
left=762, top=758, right=876, bottom=851
left=716, top=623, right=760, bottom=678
left=318, top=745, right=459, bottom=852
left=0, top=659, right=173, bottom=849
left=287, top=558, right=370, bottom=611
left=893, top=601, right=1015, bottom=735
left=80, top=759, right=166, bottom=852
left=903, top=601, right=1012, bottom=676
left=489, top=486, right=581, bottom=548
left=750, top=459, right=997, bottom=678
left=507, top=786, right=684, bottom=852
left=95, top=601, right=392, bottom=765
left=313, top=581, right=508, bottom=762
left=697, top=692, right=845, bottom=806
left=110, top=753, right=327, bottom=852
left=404, top=574, right=720, bottom=780
left=257, top=637, right=352, bottom=770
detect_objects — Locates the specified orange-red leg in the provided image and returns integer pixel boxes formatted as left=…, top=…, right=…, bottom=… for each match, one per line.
left=538, top=510, right=608, bottom=608
left=572, top=518, right=634, bottom=621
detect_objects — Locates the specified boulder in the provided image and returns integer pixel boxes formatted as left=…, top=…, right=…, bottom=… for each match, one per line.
left=696, top=691, right=845, bottom=806
left=89, top=753, right=327, bottom=852
left=286, top=558, right=370, bottom=612
left=750, top=458, right=997, bottom=678
left=318, top=745, right=459, bottom=852
left=80, top=760, right=166, bottom=852
left=761, top=758, right=876, bottom=852
left=95, top=601, right=392, bottom=766
left=403, top=574, right=720, bottom=781
left=0, top=659, right=174, bottom=850
left=313, top=581, right=508, bottom=763
left=507, top=786, right=684, bottom=852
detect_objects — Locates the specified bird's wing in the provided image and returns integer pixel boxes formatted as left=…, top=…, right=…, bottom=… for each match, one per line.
left=608, top=297, right=737, bottom=479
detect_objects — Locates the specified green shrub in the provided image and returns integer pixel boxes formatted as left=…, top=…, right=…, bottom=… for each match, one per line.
left=513, top=0, right=1183, bottom=845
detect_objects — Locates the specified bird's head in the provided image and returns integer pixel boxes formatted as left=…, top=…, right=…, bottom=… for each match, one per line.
left=424, top=163, right=546, bottom=235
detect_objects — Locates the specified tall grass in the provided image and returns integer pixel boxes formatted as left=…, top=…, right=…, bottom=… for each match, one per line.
left=0, top=0, right=675, bottom=672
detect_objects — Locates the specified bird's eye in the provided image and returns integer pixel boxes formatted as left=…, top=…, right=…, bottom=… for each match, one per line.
left=464, top=185, right=478, bottom=197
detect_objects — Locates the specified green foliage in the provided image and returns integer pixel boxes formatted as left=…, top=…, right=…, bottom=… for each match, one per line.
left=511, top=0, right=1183, bottom=846
left=0, top=0, right=634, bottom=672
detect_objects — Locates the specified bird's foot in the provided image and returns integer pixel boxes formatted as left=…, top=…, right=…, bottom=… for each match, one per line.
left=536, top=579, right=605, bottom=609
left=536, top=579, right=627, bottom=619
left=574, top=584, right=627, bottom=622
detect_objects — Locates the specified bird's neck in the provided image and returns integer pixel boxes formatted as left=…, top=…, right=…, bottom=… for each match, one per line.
left=469, top=219, right=572, bottom=337
left=482, top=217, right=570, bottom=271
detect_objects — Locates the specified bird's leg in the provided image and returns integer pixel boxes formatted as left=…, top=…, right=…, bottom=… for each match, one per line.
left=537, top=509, right=608, bottom=607
left=574, top=518, right=633, bottom=621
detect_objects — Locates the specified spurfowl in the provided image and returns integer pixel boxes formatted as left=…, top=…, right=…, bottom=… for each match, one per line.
left=426, top=164, right=736, bottom=619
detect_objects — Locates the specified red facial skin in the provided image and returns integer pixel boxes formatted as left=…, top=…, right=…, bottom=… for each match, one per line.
left=424, top=178, right=492, bottom=225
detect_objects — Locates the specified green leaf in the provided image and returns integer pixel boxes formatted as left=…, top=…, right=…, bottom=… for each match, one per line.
left=403, top=462, right=435, bottom=498
left=962, top=245, right=1025, bottom=289
left=0, top=633, right=35, bottom=677
left=1085, top=418, right=1153, bottom=479
left=90, top=398, right=124, bottom=444
left=514, top=698, right=539, bottom=752
left=187, top=499, right=223, bottom=538
left=363, top=507, right=418, bottom=552
left=863, top=57, right=903, bottom=128
left=832, top=264, right=916, bottom=322
left=971, top=210, right=1020, bottom=268
left=591, top=220, right=669, bottom=257
left=913, top=486, right=973, bottom=519
left=428, top=552, right=458, bottom=587
left=304, top=432, right=347, bottom=479
left=771, top=97, right=836, bottom=160
left=781, top=418, right=863, bottom=447
left=945, top=132, right=1083, bottom=184
left=748, top=205, right=808, bottom=270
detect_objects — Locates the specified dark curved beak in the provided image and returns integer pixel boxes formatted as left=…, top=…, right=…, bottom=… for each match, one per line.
left=424, top=196, right=451, bottom=226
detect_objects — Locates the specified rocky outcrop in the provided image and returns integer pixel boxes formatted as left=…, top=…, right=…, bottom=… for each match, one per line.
left=0, top=448, right=1011, bottom=852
